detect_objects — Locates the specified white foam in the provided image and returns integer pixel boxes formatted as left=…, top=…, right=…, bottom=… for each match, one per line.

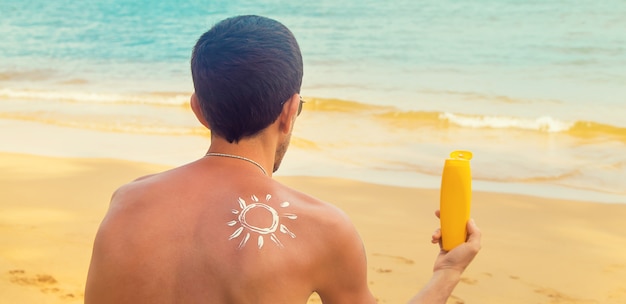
left=0, top=88, right=188, bottom=107
left=440, top=112, right=574, bottom=133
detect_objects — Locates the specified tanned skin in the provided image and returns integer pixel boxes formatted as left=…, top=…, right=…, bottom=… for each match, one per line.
left=85, top=93, right=481, bottom=303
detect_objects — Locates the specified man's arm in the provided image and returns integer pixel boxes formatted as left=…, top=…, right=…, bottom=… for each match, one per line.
left=409, top=218, right=482, bottom=303
left=315, top=208, right=480, bottom=304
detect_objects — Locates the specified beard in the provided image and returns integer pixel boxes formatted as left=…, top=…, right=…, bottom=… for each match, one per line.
left=273, top=133, right=291, bottom=173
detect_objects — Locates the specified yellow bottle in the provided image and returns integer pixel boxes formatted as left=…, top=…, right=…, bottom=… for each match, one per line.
left=439, top=150, right=473, bottom=251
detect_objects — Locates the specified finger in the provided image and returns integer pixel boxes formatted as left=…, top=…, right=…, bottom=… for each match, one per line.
left=435, top=209, right=440, bottom=219
left=431, top=228, right=441, bottom=243
left=467, top=219, right=480, bottom=238
left=466, top=219, right=482, bottom=251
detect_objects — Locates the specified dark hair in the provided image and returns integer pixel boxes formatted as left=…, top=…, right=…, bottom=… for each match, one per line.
left=191, top=15, right=303, bottom=143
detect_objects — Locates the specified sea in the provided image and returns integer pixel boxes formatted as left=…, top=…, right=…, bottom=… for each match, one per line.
left=1, top=0, right=625, bottom=203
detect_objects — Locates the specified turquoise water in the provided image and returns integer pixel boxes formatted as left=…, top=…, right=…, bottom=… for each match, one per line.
left=1, top=0, right=625, bottom=202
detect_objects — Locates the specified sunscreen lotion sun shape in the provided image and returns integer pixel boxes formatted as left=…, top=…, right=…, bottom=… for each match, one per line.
left=439, top=150, right=473, bottom=251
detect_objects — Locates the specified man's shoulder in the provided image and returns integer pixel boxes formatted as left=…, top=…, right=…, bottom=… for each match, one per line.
left=112, top=173, right=160, bottom=201
left=99, top=170, right=179, bottom=239
left=93, top=171, right=182, bottom=261
left=276, top=185, right=360, bottom=247
left=109, top=166, right=186, bottom=209
left=276, top=184, right=351, bottom=224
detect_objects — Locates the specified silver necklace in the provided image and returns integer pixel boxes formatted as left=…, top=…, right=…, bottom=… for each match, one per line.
left=204, top=152, right=268, bottom=176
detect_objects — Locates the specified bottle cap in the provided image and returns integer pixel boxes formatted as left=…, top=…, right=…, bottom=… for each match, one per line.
left=450, top=150, right=473, bottom=160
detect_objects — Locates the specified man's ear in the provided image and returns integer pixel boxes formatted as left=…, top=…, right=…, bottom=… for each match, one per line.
left=191, top=93, right=210, bottom=129
left=278, top=93, right=300, bottom=134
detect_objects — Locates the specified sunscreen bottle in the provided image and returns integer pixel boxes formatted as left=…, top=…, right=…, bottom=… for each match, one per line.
left=439, top=150, right=472, bottom=251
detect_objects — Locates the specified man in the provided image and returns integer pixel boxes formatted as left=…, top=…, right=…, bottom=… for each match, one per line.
left=85, top=15, right=481, bottom=303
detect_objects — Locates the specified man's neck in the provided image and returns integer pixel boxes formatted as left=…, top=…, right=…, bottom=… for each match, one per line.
left=207, top=133, right=277, bottom=177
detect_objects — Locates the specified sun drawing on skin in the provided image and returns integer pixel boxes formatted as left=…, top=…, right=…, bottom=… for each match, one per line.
left=227, top=194, right=297, bottom=249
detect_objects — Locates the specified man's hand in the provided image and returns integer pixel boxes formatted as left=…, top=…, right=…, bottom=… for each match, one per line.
left=408, top=210, right=482, bottom=304
left=431, top=210, right=482, bottom=274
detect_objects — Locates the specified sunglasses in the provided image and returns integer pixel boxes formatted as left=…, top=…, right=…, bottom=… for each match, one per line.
left=297, top=96, right=306, bottom=116
left=282, top=95, right=306, bottom=116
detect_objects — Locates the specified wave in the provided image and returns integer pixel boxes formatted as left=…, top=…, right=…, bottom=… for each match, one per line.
left=305, top=98, right=577, bottom=132
left=568, top=121, right=626, bottom=142
left=371, top=105, right=577, bottom=133
left=440, top=113, right=626, bottom=142
left=2, top=91, right=625, bottom=142
left=303, top=97, right=393, bottom=112
left=0, top=112, right=207, bottom=136
left=0, top=88, right=190, bottom=107
left=304, top=98, right=626, bottom=142
left=440, top=112, right=574, bottom=133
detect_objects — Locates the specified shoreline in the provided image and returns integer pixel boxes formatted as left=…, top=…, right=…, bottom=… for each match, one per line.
left=1, top=152, right=626, bottom=303
left=1, top=87, right=624, bottom=204
left=1, top=117, right=625, bottom=204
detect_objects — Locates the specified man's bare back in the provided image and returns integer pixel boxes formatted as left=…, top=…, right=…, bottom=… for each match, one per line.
left=85, top=158, right=375, bottom=303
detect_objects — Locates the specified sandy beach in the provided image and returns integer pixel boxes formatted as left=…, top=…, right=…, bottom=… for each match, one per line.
left=2, top=1, right=625, bottom=303
left=1, top=152, right=625, bottom=304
